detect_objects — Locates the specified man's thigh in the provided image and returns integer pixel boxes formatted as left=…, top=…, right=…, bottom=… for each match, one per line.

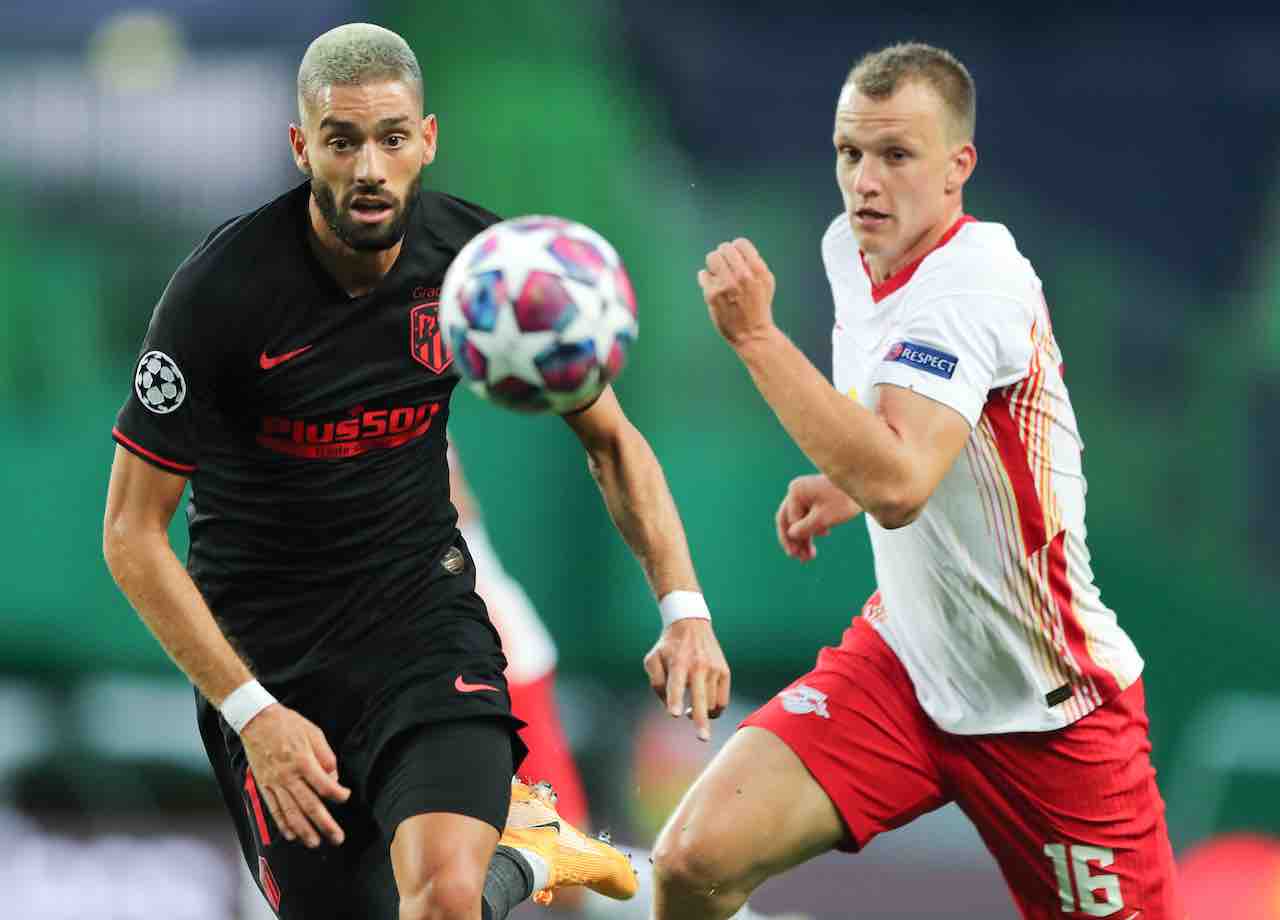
left=739, top=616, right=950, bottom=853
left=364, top=716, right=521, bottom=839
left=952, top=680, right=1185, bottom=920
left=210, top=717, right=519, bottom=919
left=196, top=692, right=383, bottom=919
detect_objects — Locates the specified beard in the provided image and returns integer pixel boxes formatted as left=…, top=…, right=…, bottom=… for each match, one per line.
left=310, top=173, right=421, bottom=252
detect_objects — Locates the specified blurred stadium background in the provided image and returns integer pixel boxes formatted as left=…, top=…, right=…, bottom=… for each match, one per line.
left=3, top=1, right=1279, bottom=917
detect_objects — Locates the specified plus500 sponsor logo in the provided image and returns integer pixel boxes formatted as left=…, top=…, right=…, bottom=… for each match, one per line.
left=258, top=401, right=441, bottom=459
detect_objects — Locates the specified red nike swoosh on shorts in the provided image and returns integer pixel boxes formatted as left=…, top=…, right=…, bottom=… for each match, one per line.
left=259, top=345, right=313, bottom=370
left=455, top=675, right=499, bottom=694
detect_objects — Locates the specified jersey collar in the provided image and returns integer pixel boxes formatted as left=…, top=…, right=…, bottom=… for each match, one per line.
left=859, top=214, right=975, bottom=304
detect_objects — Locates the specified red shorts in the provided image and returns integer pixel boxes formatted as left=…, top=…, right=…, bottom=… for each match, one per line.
left=742, top=617, right=1185, bottom=920
left=508, top=669, right=589, bottom=827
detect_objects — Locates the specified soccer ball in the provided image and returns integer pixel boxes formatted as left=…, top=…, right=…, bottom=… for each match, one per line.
left=439, top=215, right=638, bottom=414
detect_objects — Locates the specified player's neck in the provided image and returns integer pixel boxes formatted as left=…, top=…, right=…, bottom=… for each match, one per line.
left=864, top=204, right=965, bottom=286
left=306, top=197, right=402, bottom=299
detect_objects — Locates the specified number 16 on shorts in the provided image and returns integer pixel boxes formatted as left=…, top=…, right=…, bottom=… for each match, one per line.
left=1043, top=843, right=1125, bottom=916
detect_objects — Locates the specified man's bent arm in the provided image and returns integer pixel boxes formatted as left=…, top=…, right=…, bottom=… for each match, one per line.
left=699, top=239, right=971, bottom=530
left=734, top=327, right=969, bottom=528
left=103, top=446, right=254, bottom=705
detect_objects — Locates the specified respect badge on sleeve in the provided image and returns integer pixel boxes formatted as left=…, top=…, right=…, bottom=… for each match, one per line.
left=883, top=340, right=959, bottom=379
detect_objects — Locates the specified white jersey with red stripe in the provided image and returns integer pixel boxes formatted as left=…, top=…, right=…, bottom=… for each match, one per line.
left=823, top=213, right=1143, bottom=734
left=461, top=520, right=558, bottom=686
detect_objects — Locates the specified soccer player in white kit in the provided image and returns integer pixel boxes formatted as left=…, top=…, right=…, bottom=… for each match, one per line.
left=650, top=43, right=1185, bottom=920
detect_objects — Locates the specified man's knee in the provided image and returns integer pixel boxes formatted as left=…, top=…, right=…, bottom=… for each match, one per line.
left=650, top=728, right=844, bottom=912
left=392, top=811, right=500, bottom=920
left=398, top=865, right=486, bottom=920
left=652, top=817, right=755, bottom=902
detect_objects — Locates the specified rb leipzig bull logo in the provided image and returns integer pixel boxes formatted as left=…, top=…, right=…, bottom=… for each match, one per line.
left=410, top=301, right=452, bottom=374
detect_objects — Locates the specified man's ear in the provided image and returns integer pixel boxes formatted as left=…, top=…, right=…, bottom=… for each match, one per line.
left=945, top=142, right=976, bottom=195
left=289, top=123, right=313, bottom=177
left=421, top=113, right=438, bottom=167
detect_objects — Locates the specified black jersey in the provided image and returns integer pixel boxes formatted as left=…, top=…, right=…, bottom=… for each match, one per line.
left=113, top=182, right=500, bottom=684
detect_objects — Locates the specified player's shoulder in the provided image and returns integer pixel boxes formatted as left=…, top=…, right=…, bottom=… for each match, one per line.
left=820, top=212, right=864, bottom=295
left=165, top=183, right=307, bottom=309
left=914, top=218, right=1038, bottom=301
left=821, top=212, right=857, bottom=261
left=414, top=189, right=502, bottom=253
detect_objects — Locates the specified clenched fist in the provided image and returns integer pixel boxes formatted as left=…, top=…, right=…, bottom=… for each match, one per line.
left=697, top=238, right=777, bottom=348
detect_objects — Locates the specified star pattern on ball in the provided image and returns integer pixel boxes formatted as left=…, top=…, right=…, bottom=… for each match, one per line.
left=472, top=230, right=568, bottom=284
left=554, top=297, right=608, bottom=376
left=599, top=296, right=637, bottom=359
left=465, top=300, right=558, bottom=387
left=439, top=218, right=638, bottom=413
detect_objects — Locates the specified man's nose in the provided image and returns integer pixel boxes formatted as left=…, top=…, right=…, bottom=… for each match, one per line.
left=354, top=141, right=387, bottom=187
left=853, top=157, right=882, bottom=198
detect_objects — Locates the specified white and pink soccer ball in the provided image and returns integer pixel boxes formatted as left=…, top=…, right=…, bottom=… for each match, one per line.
left=439, top=216, right=638, bottom=414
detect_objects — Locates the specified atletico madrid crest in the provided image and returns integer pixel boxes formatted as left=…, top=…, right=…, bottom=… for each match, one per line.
left=411, top=301, right=452, bottom=374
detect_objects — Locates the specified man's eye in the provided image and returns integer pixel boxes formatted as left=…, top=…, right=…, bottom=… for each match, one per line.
left=329, top=138, right=350, bottom=151
left=385, top=135, right=405, bottom=148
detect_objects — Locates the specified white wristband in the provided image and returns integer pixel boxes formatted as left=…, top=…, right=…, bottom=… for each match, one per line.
left=659, top=590, right=711, bottom=628
left=219, top=680, right=277, bottom=734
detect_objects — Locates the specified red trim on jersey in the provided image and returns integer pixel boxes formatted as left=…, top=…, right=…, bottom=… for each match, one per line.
left=983, top=389, right=1048, bottom=556
left=244, top=768, right=271, bottom=845
left=1048, top=530, right=1121, bottom=701
left=111, top=427, right=196, bottom=474
left=860, top=214, right=976, bottom=303
left=259, top=857, right=282, bottom=911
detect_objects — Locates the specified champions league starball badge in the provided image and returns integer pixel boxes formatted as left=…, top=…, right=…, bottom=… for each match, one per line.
left=134, top=350, right=187, bottom=414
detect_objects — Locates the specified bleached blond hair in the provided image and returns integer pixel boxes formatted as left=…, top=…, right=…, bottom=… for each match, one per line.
left=297, top=23, right=422, bottom=121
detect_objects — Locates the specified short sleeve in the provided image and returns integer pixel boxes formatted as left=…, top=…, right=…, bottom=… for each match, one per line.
left=870, top=292, right=1034, bottom=428
left=112, top=264, right=219, bottom=475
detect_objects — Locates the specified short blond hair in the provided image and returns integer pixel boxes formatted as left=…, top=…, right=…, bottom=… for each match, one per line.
left=847, top=42, right=976, bottom=142
left=297, top=23, right=422, bottom=121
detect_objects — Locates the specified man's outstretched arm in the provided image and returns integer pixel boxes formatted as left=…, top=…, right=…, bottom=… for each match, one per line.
left=561, top=389, right=730, bottom=741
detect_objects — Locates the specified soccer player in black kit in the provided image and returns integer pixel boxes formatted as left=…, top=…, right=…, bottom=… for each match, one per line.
left=102, top=22, right=730, bottom=920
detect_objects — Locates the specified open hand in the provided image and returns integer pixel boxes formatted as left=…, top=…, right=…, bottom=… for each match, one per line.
left=643, top=618, right=731, bottom=742
left=239, top=704, right=352, bottom=848
left=776, top=474, right=863, bottom=561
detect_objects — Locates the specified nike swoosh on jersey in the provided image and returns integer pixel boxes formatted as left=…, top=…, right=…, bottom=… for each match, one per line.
left=455, top=675, right=500, bottom=694
left=259, top=345, right=313, bottom=370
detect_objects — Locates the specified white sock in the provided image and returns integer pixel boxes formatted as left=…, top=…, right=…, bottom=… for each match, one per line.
left=514, top=846, right=551, bottom=893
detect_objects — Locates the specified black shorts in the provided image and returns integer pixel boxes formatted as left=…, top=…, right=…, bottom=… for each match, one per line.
left=198, top=597, right=528, bottom=919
